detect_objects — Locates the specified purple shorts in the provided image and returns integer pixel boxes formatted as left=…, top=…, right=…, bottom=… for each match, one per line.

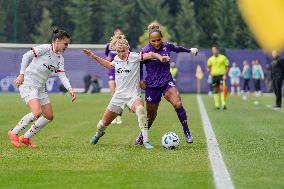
left=145, top=80, right=176, bottom=104
left=108, top=69, right=115, bottom=81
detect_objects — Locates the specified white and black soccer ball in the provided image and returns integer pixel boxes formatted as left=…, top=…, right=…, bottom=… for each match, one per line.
left=161, top=132, right=180, bottom=149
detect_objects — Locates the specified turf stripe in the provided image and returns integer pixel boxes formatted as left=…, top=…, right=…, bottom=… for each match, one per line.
left=196, top=95, right=235, bottom=189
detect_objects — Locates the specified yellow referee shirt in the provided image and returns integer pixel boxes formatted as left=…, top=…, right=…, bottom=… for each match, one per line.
left=207, top=54, right=229, bottom=75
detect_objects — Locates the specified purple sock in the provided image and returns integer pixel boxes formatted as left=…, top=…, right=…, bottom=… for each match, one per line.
left=175, top=106, right=191, bottom=134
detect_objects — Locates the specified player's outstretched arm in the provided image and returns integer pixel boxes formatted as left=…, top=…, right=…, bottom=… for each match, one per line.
left=142, top=52, right=170, bottom=62
left=170, top=43, right=198, bottom=56
left=83, top=49, right=114, bottom=69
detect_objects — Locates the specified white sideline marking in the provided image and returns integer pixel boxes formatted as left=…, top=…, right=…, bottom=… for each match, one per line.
left=196, top=95, right=235, bottom=189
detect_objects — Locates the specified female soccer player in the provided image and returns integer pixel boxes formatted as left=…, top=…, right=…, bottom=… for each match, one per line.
left=8, top=27, right=76, bottom=148
left=135, top=22, right=198, bottom=145
left=105, top=29, right=123, bottom=124
left=252, top=59, right=264, bottom=96
left=228, top=62, right=241, bottom=95
left=83, top=35, right=170, bottom=149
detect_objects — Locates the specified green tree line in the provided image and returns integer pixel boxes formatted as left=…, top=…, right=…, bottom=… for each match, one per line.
left=0, top=0, right=259, bottom=49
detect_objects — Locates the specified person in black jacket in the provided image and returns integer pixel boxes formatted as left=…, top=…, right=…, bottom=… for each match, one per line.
left=271, top=50, right=284, bottom=108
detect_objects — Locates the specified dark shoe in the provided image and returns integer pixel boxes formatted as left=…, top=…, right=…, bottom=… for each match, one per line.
left=135, top=132, right=143, bottom=145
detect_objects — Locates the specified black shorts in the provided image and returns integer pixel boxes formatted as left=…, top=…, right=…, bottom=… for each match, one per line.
left=212, top=75, right=224, bottom=87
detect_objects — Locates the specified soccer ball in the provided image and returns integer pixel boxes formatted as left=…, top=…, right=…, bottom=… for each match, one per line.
left=161, top=132, right=180, bottom=149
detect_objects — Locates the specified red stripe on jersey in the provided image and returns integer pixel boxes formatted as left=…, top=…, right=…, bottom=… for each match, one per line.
left=55, top=70, right=65, bottom=73
left=31, top=48, right=38, bottom=57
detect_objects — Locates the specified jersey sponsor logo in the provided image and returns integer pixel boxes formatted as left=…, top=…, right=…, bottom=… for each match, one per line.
left=43, top=64, right=56, bottom=72
left=147, top=96, right=152, bottom=102
left=117, top=68, right=132, bottom=74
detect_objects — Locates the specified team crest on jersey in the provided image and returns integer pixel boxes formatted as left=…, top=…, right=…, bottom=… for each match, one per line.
left=147, top=96, right=152, bottom=102
left=168, top=82, right=175, bottom=87
left=163, top=47, right=167, bottom=51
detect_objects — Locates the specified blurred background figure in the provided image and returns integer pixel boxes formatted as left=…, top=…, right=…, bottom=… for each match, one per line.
left=83, top=74, right=92, bottom=93
left=271, top=50, right=284, bottom=109
left=228, top=62, right=241, bottom=95
left=170, top=62, right=178, bottom=82
left=241, top=60, right=251, bottom=100
left=207, top=73, right=213, bottom=96
left=252, top=59, right=264, bottom=96
left=207, top=46, right=229, bottom=110
left=59, top=84, right=68, bottom=93
left=264, top=63, right=273, bottom=93
left=87, top=74, right=102, bottom=94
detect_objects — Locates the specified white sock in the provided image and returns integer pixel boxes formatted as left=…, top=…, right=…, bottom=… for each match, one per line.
left=136, top=105, right=149, bottom=142
left=96, top=120, right=106, bottom=137
left=12, top=113, right=37, bottom=134
left=23, top=116, right=50, bottom=138
left=237, top=86, right=240, bottom=94
left=231, top=87, right=234, bottom=94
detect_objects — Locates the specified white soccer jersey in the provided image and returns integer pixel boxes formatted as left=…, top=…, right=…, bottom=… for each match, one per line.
left=20, top=44, right=71, bottom=90
left=111, top=52, right=142, bottom=98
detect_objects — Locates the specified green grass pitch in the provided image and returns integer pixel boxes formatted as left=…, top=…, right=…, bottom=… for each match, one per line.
left=0, top=93, right=283, bottom=189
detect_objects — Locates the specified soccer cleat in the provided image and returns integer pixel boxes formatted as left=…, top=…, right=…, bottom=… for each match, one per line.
left=116, top=116, right=122, bottom=124
left=215, top=106, right=220, bottom=110
left=90, top=132, right=105, bottom=145
left=19, top=136, right=36, bottom=148
left=7, top=130, right=20, bottom=148
left=273, top=105, right=281, bottom=110
left=134, top=132, right=143, bottom=145
left=143, top=141, right=154, bottom=149
left=184, top=132, right=193, bottom=144
left=223, top=105, right=227, bottom=110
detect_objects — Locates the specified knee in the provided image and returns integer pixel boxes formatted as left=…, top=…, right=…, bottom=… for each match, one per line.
left=32, top=110, right=42, bottom=118
left=101, top=119, right=110, bottom=127
left=44, top=114, right=54, bottom=121
left=172, top=100, right=182, bottom=109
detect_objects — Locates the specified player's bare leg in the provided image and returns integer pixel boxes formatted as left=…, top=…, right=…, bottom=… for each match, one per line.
left=165, top=87, right=193, bottom=144
left=90, top=109, right=118, bottom=144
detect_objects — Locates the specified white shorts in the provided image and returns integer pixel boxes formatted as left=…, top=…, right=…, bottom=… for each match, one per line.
left=230, top=77, right=240, bottom=85
left=19, top=85, right=50, bottom=105
left=107, top=95, right=142, bottom=114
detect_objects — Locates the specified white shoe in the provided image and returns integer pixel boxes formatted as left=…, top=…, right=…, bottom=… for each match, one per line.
left=116, top=116, right=122, bottom=124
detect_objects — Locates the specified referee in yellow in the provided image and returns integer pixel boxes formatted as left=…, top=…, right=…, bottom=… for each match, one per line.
left=207, top=45, right=229, bottom=110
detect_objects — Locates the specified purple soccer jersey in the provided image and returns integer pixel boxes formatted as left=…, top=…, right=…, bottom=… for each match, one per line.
left=105, top=44, right=117, bottom=81
left=141, top=42, right=190, bottom=103
left=141, top=42, right=190, bottom=88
